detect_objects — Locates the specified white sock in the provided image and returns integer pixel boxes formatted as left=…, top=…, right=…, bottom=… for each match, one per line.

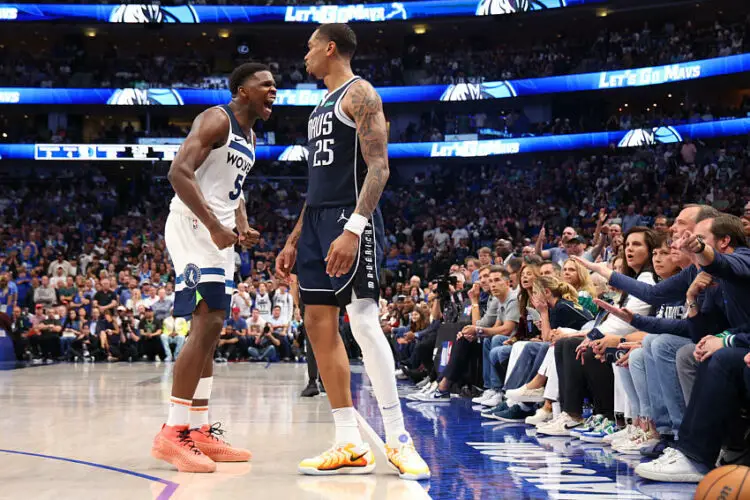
left=332, top=407, right=362, bottom=445
left=345, top=293, right=407, bottom=446
left=166, top=396, right=191, bottom=427
left=190, top=406, right=209, bottom=428
left=191, top=376, right=213, bottom=428
left=382, top=402, right=409, bottom=447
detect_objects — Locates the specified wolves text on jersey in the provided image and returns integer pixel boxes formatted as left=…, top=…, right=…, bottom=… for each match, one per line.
left=227, top=150, right=253, bottom=174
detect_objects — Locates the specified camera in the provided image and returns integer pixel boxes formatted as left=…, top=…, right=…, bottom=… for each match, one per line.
left=434, top=274, right=457, bottom=301
left=433, top=274, right=459, bottom=323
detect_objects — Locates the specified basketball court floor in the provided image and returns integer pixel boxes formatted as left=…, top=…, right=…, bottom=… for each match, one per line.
left=1, top=362, right=698, bottom=499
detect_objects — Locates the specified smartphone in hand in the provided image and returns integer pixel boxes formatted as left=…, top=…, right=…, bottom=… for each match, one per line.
left=586, top=328, right=605, bottom=341
left=604, top=347, right=627, bottom=363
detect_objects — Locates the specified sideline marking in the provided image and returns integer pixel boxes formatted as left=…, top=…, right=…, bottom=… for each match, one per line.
left=0, top=449, right=179, bottom=499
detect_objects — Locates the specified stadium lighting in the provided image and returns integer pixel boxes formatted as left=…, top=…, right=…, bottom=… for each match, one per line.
left=413, top=24, right=427, bottom=35
left=218, top=29, right=230, bottom=39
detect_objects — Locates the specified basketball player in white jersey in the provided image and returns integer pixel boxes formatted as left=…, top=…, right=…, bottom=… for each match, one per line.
left=151, top=63, right=276, bottom=473
left=276, top=24, right=430, bottom=480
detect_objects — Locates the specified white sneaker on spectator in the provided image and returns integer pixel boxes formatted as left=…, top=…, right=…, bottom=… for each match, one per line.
left=505, top=386, right=545, bottom=403
left=606, top=424, right=638, bottom=446
left=481, top=391, right=504, bottom=408
left=472, top=389, right=495, bottom=405
left=415, top=378, right=431, bottom=389
left=536, top=412, right=583, bottom=437
left=413, top=389, right=450, bottom=402
left=395, top=369, right=408, bottom=380
left=525, top=407, right=553, bottom=427
left=613, top=429, right=659, bottom=455
left=406, top=381, right=437, bottom=401
left=635, top=448, right=707, bottom=483
left=534, top=412, right=565, bottom=433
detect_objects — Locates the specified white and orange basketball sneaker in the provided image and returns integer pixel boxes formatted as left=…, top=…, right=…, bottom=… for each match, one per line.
left=298, top=442, right=376, bottom=475
left=151, top=424, right=216, bottom=473
left=189, top=423, right=252, bottom=462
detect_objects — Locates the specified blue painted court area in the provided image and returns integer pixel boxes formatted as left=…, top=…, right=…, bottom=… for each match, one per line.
left=353, top=374, right=697, bottom=500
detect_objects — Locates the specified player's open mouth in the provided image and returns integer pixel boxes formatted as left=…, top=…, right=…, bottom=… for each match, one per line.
left=264, top=96, right=275, bottom=112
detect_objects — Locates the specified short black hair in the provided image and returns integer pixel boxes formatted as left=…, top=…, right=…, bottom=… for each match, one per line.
left=229, top=62, right=270, bottom=96
left=316, top=23, right=357, bottom=57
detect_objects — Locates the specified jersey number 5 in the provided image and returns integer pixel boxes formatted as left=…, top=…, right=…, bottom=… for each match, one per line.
left=312, top=139, right=334, bottom=167
left=228, top=174, right=242, bottom=201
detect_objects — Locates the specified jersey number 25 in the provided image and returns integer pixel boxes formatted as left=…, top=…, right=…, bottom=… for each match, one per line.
left=312, top=139, right=334, bottom=167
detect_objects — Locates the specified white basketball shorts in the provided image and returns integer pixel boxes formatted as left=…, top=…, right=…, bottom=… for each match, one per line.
left=165, top=209, right=235, bottom=317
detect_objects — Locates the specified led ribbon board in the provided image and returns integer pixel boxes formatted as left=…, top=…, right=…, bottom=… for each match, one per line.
left=1, top=53, right=748, bottom=106
left=1, top=117, right=749, bottom=162
left=0, top=1, right=601, bottom=23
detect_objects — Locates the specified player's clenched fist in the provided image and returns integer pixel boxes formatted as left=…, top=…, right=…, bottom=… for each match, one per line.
left=325, top=231, right=358, bottom=278
left=237, top=225, right=261, bottom=248
left=210, top=225, right=237, bottom=250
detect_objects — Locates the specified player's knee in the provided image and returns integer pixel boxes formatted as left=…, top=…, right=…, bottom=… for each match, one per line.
left=304, top=305, right=335, bottom=326
left=189, top=312, right=223, bottom=347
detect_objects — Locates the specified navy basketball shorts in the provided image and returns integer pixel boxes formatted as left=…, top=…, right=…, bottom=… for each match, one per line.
left=165, top=210, right=235, bottom=318
left=297, top=206, right=384, bottom=308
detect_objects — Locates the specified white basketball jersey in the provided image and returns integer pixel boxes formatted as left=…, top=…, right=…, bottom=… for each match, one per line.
left=170, top=105, right=256, bottom=228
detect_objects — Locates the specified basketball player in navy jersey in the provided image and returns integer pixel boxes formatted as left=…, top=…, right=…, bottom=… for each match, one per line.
left=276, top=23, right=430, bottom=480
left=152, top=63, right=276, bottom=473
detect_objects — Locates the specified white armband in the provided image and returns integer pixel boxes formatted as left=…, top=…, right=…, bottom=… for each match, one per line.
left=344, top=213, right=369, bottom=236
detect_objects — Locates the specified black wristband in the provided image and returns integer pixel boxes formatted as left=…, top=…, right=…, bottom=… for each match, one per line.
left=694, top=236, right=706, bottom=254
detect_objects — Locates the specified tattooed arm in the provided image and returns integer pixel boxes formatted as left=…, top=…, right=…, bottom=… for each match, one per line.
left=323, top=80, right=389, bottom=278
left=343, top=80, right=389, bottom=219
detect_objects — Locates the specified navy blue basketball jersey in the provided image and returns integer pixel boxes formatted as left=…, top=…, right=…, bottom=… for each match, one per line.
left=306, top=76, right=367, bottom=208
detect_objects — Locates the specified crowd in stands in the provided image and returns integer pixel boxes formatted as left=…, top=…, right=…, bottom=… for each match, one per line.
left=0, top=169, right=306, bottom=363
left=396, top=201, right=750, bottom=484
left=1, top=17, right=746, bottom=89
left=1, top=132, right=750, bottom=483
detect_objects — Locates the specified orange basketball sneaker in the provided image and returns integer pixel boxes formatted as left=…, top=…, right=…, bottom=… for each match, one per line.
left=151, top=424, right=216, bottom=473
left=190, top=423, right=252, bottom=462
